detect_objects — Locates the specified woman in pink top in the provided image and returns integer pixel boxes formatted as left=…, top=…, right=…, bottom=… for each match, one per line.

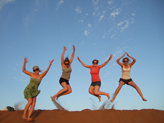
left=77, top=54, right=113, bottom=102
left=110, top=52, right=147, bottom=102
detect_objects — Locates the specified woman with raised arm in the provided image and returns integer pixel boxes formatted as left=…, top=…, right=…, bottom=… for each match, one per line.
left=110, top=52, right=147, bottom=102
left=22, top=57, right=54, bottom=121
left=51, top=45, right=75, bottom=101
left=77, top=54, right=113, bottom=102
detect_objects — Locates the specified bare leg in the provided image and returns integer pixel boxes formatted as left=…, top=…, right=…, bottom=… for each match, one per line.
left=94, top=86, right=110, bottom=100
left=22, top=98, right=32, bottom=120
left=128, top=81, right=147, bottom=101
left=89, top=86, right=101, bottom=102
left=111, top=81, right=125, bottom=102
left=56, top=85, right=72, bottom=100
left=27, top=97, right=36, bottom=121
left=51, top=82, right=68, bottom=100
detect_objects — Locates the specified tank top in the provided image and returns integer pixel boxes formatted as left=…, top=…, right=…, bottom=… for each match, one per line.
left=61, top=67, right=72, bottom=80
left=121, top=65, right=131, bottom=79
left=90, top=66, right=101, bottom=82
left=24, top=78, right=41, bottom=99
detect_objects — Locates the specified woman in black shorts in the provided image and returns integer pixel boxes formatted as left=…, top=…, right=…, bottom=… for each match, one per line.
left=110, top=52, right=147, bottom=102
left=77, top=54, right=112, bottom=102
left=51, top=45, right=75, bottom=100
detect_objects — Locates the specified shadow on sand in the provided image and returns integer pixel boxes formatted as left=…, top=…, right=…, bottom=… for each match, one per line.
left=51, top=99, right=67, bottom=111
left=14, top=101, right=43, bottom=121
left=51, top=97, right=115, bottom=111
left=31, top=110, right=44, bottom=119
left=90, top=98, right=115, bottom=110
left=99, top=100, right=115, bottom=110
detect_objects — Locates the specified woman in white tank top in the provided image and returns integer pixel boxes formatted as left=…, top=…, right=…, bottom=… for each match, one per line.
left=111, top=52, right=147, bottom=102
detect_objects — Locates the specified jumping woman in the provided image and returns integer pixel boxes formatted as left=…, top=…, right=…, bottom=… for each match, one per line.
left=110, top=52, right=147, bottom=102
left=51, top=45, right=75, bottom=101
left=77, top=54, right=113, bottom=102
left=22, top=57, right=54, bottom=121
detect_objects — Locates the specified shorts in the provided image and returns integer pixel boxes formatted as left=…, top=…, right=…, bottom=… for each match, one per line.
left=59, top=78, right=70, bottom=85
left=119, top=78, right=133, bottom=85
left=91, top=81, right=101, bottom=87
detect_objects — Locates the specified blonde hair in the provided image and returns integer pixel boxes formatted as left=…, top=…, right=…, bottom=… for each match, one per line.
left=33, top=66, right=42, bottom=72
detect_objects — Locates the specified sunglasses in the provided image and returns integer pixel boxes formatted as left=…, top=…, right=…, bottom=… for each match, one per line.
left=65, top=63, right=69, bottom=65
left=93, top=62, right=98, bottom=64
left=123, top=61, right=128, bottom=62
left=34, top=68, right=39, bottom=72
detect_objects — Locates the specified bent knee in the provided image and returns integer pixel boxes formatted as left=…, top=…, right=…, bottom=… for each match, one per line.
left=68, top=89, right=72, bottom=93
left=89, top=90, right=93, bottom=94
left=63, top=88, right=68, bottom=92
left=94, top=91, right=99, bottom=95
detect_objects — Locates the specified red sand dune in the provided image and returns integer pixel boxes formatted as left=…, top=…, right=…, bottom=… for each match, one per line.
left=0, top=109, right=164, bottom=123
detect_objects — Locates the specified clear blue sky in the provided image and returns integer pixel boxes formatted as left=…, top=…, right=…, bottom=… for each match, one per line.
left=0, top=0, right=164, bottom=111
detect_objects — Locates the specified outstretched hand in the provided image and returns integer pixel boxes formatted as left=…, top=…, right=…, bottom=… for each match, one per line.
left=64, top=47, right=67, bottom=51
left=24, top=57, right=29, bottom=63
left=126, top=52, right=130, bottom=57
left=73, top=45, right=75, bottom=51
left=109, top=54, right=113, bottom=60
left=123, top=52, right=127, bottom=57
left=49, top=59, right=54, bottom=65
left=77, top=56, right=80, bottom=61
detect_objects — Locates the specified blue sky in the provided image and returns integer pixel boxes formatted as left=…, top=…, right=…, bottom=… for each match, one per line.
left=0, top=0, right=164, bottom=111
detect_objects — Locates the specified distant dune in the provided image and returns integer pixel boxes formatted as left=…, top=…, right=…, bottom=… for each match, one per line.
left=0, top=109, right=164, bottom=123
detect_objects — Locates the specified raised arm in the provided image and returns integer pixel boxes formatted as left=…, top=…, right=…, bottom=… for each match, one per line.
left=61, top=47, right=67, bottom=66
left=77, top=57, right=90, bottom=68
left=22, top=57, right=33, bottom=76
left=99, top=54, right=113, bottom=68
left=40, top=59, right=54, bottom=79
left=127, top=53, right=136, bottom=67
left=70, top=45, right=75, bottom=64
left=116, top=52, right=126, bottom=67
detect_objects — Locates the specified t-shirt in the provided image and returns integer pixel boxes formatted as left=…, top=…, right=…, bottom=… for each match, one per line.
left=89, top=66, right=101, bottom=82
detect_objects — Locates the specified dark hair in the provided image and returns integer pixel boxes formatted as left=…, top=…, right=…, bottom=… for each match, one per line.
left=64, top=57, right=70, bottom=64
left=122, top=57, right=130, bottom=63
left=92, top=59, right=99, bottom=64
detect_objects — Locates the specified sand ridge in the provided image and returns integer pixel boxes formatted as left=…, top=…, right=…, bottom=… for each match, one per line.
left=0, top=109, right=164, bottom=123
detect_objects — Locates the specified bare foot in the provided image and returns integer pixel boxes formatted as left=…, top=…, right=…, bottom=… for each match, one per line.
left=110, top=98, right=114, bottom=102
left=56, top=96, right=59, bottom=100
left=22, top=116, right=27, bottom=120
left=142, top=98, right=147, bottom=101
left=51, top=96, right=55, bottom=101
left=27, top=118, right=33, bottom=122
left=107, top=93, right=110, bottom=100
left=97, top=96, right=101, bottom=102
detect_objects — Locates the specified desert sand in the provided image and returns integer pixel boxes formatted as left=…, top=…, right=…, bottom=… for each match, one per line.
left=0, top=108, right=164, bottom=123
